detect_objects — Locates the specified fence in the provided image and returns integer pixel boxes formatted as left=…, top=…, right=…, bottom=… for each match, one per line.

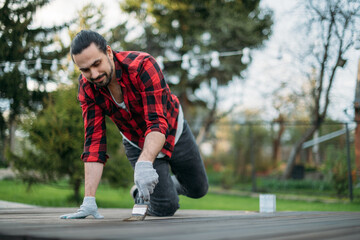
left=196, top=121, right=357, bottom=201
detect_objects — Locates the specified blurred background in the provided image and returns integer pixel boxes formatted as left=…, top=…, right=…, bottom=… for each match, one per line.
left=0, top=0, right=360, bottom=209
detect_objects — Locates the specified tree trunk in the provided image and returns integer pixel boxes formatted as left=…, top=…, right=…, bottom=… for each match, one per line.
left=312, top=130, right=321, bottom=166
left=283, top=124, right=318, bottom=179
left=355, top=106, right=360, bottom=181
left=73, top=178, right=82, bottom=204
left=0, top=113, right=6, bottom=166
left=234, top=147, right=245, bottom=178
left=272, top=117, right=285, bottom=167
left=178, top=91, right=191, bottom=120
left=6, top=118, right=17, bottom=168
left=0, top=138, right=5, bottom=167
left=196, top=89, right=218, bottom=145
left=9, top=118, right=16, bottom=153
left=354, top=58, right=360, bottom=181
left=196, top=108, right=216, bottom=145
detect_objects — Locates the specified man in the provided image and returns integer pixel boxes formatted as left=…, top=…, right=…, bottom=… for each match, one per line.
left=60, top=30, right=208, bottom=219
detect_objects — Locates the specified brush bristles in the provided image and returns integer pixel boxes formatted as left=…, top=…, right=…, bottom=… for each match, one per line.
left=123, top=203, right=148, bottom=221
left=124, top=215, right=147, bottom=221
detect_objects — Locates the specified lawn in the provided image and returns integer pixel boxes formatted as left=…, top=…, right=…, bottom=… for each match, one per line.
left=0, top=179, right=360, bottom=212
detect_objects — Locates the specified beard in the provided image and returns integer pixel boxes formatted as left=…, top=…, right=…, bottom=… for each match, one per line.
left=89, top=58, right=114, bottom=88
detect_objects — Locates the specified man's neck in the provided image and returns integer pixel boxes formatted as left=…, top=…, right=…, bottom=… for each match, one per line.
left=107, top=76, right=123, bottom=103
left=108, top=74, right=117, bottom=88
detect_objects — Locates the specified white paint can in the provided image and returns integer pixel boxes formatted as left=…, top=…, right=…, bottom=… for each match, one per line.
left=259, top=194, right=276, bottom=213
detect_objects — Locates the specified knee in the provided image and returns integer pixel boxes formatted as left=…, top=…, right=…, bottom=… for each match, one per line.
left=187, top=182, right=208, bottom=199
left=148, top=200, right=179, bottom=217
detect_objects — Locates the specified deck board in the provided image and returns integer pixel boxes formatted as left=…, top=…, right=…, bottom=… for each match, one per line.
left=0, top=207, right=359, bottom=239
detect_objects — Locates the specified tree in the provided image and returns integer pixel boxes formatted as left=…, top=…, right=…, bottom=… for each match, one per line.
left=7, top=84, right=133, bottom=201
left=269, top=74, right=316, bottom=167
left=7, top=86, right=84, bottom=200
left=283, top=0, right=360, bottom=178
left=0, top=0, right=69, bottom=163
left=109, top=0, right=273, bottom=142
left=6, top=2, right=133, bottom=202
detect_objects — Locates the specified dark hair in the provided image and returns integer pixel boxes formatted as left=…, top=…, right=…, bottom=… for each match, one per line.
left=70, top=30, right=107, bottom=59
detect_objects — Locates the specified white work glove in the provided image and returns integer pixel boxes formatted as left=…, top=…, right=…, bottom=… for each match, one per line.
left=60, top=196, right=104, bottom=219
left=134, top=161, right=159, bottom=201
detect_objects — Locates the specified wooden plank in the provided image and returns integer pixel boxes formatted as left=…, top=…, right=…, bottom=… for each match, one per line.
left=0, top=208, right=359, bottom=239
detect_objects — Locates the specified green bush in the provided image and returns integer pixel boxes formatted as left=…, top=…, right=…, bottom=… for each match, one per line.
left=257, top=178, right=332, bottom=192
left=322, top=145, right=354, bottom=197
left=7, top=85, right=133, bottom=202
left=7, top=86, right=84, bottom=200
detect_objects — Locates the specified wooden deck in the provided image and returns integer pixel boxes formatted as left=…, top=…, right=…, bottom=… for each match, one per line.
left=1, top=207, right=360, bottom=239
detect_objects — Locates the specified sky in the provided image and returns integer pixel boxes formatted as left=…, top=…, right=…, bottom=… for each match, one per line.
left=33, top=0, right=360, bottom=123
left=34, top=0, right=121, bottom=29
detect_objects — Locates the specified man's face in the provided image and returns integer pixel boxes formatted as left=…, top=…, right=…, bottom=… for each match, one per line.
left=73, top=43, right=114, bottom=88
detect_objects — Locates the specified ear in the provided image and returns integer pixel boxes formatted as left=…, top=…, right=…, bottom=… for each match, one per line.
left=106, top=45, right=113, bottom=58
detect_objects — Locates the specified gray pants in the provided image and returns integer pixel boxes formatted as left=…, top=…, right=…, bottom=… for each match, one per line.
left=123, top=120, right=209, bottom=216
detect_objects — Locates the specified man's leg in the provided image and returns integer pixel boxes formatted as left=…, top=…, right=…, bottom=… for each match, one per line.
left=123, top=140, right=179, bottom=216
left=169, top=120, right=209, bottom=199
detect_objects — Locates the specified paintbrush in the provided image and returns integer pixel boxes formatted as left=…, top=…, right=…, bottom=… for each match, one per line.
left=124, top=198, right=149, bottom=221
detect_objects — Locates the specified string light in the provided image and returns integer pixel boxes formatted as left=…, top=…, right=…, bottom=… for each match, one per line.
left=0, top=59, right=57, bottom=67
left=0, top=49, right=248, bottom=69
left=159, top=49, right=244, bottom=63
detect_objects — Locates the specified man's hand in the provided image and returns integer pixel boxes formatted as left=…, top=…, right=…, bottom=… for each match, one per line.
left=60, top=196, right=104, bottom=219
left=134, top=161, right=159, bottom=201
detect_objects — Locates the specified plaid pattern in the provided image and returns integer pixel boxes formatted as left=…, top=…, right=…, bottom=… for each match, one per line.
left=78, top=51, right=180, bottom=163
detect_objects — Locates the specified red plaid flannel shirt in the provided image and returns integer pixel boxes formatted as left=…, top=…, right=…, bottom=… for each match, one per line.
left=77, top=51, right=180, bottom=163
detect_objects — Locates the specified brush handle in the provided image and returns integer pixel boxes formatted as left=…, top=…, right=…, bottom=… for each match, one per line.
left=138, top=197, right=150, bottom=205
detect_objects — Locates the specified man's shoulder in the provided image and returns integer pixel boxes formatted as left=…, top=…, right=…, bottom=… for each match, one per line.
left=115, top=50, right=151, bottom=59
left=114, top=51, right=152, bottom=66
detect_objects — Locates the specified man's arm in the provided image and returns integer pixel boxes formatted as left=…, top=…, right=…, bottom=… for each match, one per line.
left=137, top=131, right=166, bottom=163
left=138, top=55, right=170, bottom=141
left=133, top=54, right=170, bottom=201
left=133, top=132, right=164, bottom=201
left=60, top=162, right=104, bottom=219
left=60, top=78, right=106, bottom=219
left=84, top=162, right=104, bottom=196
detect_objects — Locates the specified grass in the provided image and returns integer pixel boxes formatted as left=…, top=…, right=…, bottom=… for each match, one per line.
left=1, top=179, right=360, bottom=211
left=180, top=190, right=360, bottom=212
left=0, top=179, right=134, bottom=208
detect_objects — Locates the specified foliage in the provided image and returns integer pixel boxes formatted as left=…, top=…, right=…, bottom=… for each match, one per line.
left=0, top=0, right=70, bottom=166
left=7, top=86, right=84, bottom=200
left=204, top=118, right=354, bottom=192
left=0, top=179, right=134, bottom=208
left=231, top=123, right=272, bottom=178
left=322, top=145, right=355, bottom=197
left=68, top=2, right=106, bottom=41
left=7, top=84, right=133, bottom=202
left=204, top=119, right=273, bottom=189
left=257, top=178, right=332, bottom=193
left=1, top=179, right=360, bottom=211
left=102, top=118, right=133, bottom=189
left=283, top=0, right=360, bottom=178
left=110, top=0, right=273, bottom=130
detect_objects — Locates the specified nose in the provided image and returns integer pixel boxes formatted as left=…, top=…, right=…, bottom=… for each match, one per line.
left=90, top=68, right=100, bottom=79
